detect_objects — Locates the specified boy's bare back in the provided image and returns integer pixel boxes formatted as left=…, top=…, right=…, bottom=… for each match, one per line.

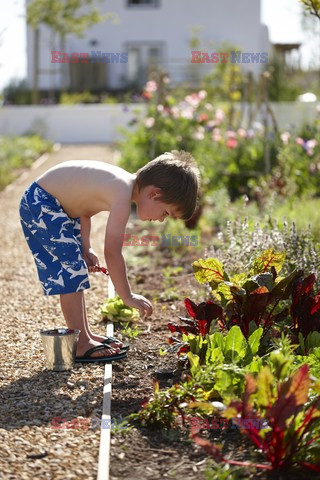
left=37, top=160, right=135, bottom=219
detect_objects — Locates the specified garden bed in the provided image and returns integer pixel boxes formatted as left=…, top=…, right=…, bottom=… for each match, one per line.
left=2, top=144, right=320, bottom=480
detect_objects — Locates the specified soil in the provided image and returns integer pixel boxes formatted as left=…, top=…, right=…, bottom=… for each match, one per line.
left=0, top=145, right=317, bottom=480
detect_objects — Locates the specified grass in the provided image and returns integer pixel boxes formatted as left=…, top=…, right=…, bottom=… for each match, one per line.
left=0, top=135, right=53, bottom=190
left=201, top=188, right=320, bottom=242
left=271, top=196, right=320, bottom=239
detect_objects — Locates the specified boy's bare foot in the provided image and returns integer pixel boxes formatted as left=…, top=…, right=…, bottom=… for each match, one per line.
left=76, top=339, right=120, bottom=358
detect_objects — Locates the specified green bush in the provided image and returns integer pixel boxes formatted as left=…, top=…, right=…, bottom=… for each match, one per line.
left=0, top=135, right=52, bottom=190
left=118, top=80, right=320, bottom=205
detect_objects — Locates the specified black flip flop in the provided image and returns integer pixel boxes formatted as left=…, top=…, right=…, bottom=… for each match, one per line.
left=75, top=344, right=128, bottom=363
left=102, top=336, right=130, bottom=351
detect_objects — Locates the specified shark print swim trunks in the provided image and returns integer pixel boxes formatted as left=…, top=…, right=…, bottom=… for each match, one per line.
left=19, top=181, right=90, bottom=295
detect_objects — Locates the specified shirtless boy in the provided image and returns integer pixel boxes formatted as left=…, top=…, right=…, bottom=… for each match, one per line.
left=19, top=150, right=200, bottom=363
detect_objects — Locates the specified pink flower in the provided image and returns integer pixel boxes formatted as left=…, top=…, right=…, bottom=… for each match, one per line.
left=145, top=81, right=157, bottom=93
left=198, top=113, right=208, bottom=123
left=306, top=139, right=318, bottom=150
left=212, top=128, right=222, bottom=142
left=180, top=103, right=194, bottom=119
left=215, top=108, right=225, bottom=122
left=226, top=130, right=236, bottom=139
left=144, top=117, right=155, bottom=128
left=295, top=137, right=305, bottom=146
left=171, top=106, right=180, bottom=119
left=306, top=139, right=318, bottom=156
left=237, top=128, right=247, bottom=138
left=226, top=137, right=238, bottom=149
left=198, top=90, right=207, bottom=100
left=185, top=94, right=200, bottom=108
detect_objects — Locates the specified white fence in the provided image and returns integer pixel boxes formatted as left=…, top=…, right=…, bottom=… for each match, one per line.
left=0, top=102, right=319, bottom=143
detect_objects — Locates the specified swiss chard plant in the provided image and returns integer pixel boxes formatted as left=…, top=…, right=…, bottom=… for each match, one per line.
left=100, top=295, right=140, bottom=323
left=191, top=364, right=320, bottom=472
left=290, top=273, right=320, bottom=353
left=129, top=376, right=205, bottom=430
left=167, top=298, right=224, bottom=357
left=192, top=249, right=303, bottom=341
left=186, top=325, right=263, bottom=368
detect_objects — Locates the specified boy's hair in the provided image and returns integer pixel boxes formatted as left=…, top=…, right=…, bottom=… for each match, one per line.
left=135, top=150, right=200, bottom=220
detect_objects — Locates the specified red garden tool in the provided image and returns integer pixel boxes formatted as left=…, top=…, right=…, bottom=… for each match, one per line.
left=96, top=266, right=109, bottom=276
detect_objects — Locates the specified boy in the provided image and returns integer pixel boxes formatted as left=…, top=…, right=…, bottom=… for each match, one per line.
left=19, top=150, right=200, bottom=363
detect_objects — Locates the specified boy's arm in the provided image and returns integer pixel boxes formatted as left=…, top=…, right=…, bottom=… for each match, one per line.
left=80, top=215, right=91, bottom=251
left=104, top=201, right=152, bottom=317
left=80, top=215, right=99, bottom=271
left=104, top=202, right=132, bottom=300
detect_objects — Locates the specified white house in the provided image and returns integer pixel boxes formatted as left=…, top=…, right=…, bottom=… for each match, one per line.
left=26, top=0, right=270, bottom=92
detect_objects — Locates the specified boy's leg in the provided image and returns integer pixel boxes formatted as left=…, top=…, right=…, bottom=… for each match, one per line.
left=83, top=295, right=123, bottom=349
left=80, top=291, right=124, bottom=349
left=60, top=291, right=120, bottom=357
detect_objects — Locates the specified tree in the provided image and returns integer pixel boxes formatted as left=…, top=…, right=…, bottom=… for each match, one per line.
left=299, top=0, right=320, bottom=20
left=299, top=0, right=320, bottom=81
left=26, top=0, right=115, bottom=103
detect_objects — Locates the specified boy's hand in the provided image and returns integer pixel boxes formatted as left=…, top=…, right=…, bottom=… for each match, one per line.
left=123, top=293, right=153, bottom=318
left=83, top=248, right=100, bottom=273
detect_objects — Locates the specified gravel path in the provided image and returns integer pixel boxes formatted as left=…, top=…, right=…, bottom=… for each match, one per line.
left=0, top=145, right=121, bottom=480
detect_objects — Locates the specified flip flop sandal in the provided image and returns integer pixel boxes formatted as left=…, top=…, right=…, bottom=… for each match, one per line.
left=75, top=344, right=128, bottom=363
left=102, top=336, right=130, bottom=351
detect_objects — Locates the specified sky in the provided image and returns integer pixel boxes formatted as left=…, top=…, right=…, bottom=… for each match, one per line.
left=0, top=0, right=318, bottom=92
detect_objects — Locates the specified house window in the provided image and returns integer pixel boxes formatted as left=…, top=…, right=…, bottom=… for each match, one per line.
left=125, top=43, right=164, bottom=88
left=69, top=58, right=106, bottom=92
left=127, top=0, right=159, bottom=7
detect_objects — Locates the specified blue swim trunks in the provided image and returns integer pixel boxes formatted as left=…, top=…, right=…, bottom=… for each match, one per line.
left=19, top=181, right=90, bottom=295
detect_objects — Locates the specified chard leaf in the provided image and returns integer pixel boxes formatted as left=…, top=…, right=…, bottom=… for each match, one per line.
left=271, top=269, right=303, bottom=301
left=193, top=258, right=228, bottom=287
left=248, top=327, right=263, bottom=355
left=188, top=351, right=200, bottom=376
left=249, top=249, right=285, bottom=276
left=305, top=331, right=320, bottom=352
left=209, top=331, right=224, bottom=351
left=207, top=346, right=224, bottom=364
left=242, top=278, right=260, bottom=294
left=256, top=366, right=275, bottom=407
left=214, top=282, right=234, bottom=302
left=214, top=370, right=232, bottom=395
left=224, top=326, right=247, bottom=363
left=251, top=273, right=274, bottom=292
left=267, top=364, right=310, bottom=429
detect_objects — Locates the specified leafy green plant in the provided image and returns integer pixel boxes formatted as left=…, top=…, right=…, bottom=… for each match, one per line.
left=168, top=298, right=224, bottom=337
left=120, top=321, right=142, bottom=339
left=100, top=295, right=139, bottom=323
left=192, top=249, right=301, bottom=340
left=187, top=326, right=263, bottom=369
left=129, top=379, right=199, bottom=430
left=192, top=365, right=320, bottom=472
left=290, top=273, right=320, bottom=352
